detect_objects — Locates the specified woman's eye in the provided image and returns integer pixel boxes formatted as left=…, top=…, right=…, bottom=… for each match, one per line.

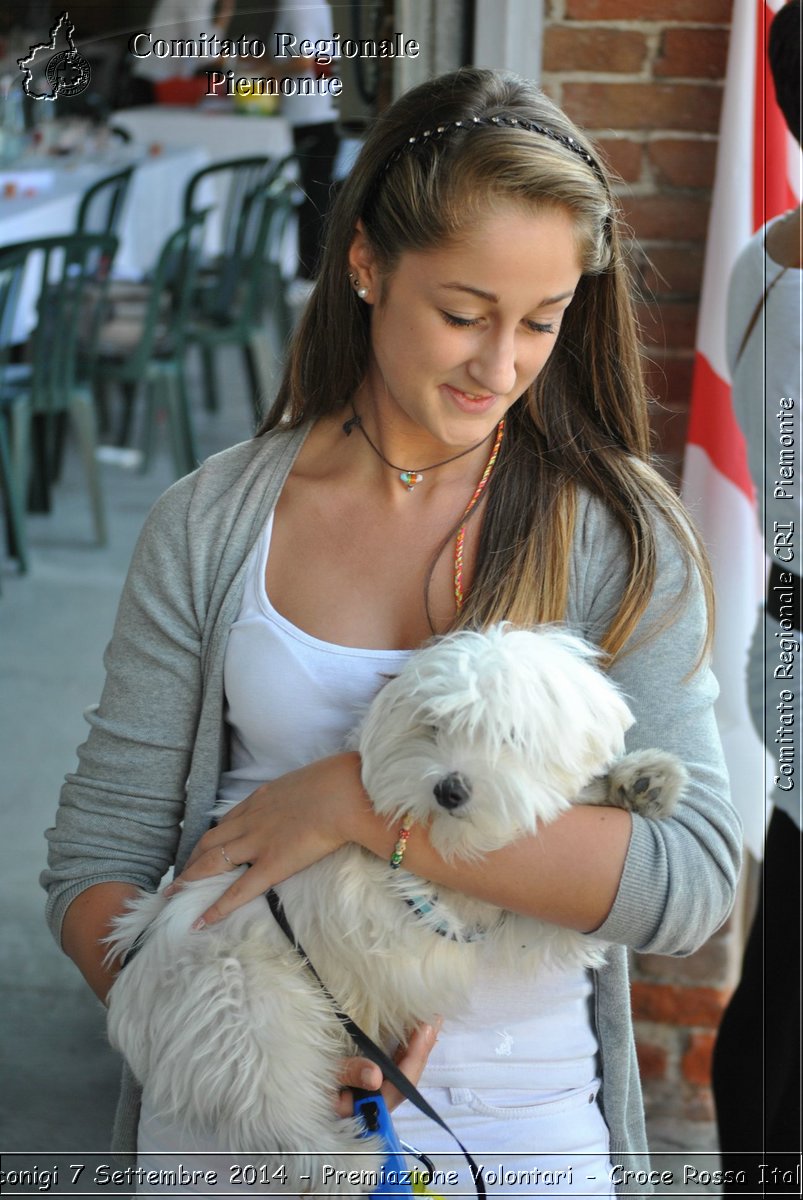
left=440, top=311, right=481, bottom=328
left=441, top=310, right=556, bottom=335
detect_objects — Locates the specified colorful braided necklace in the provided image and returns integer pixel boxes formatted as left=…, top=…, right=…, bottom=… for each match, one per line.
left=453, top=416, right=505, bottom=612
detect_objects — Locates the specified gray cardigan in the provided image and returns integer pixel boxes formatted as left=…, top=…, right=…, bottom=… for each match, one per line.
left=42, top=425, right=741, bottom=1182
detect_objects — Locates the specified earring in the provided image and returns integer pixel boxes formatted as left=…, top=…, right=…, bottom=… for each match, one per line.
left=348, top=271, right=369, bottom=300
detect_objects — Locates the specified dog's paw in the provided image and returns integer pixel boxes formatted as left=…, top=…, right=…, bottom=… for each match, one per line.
left=606, top=749, right=687, bottom=819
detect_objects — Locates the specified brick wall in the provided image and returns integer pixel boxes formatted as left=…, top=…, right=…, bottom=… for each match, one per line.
left=541, top=0, right=739, bottom=1136
left=541, top=0, right=732, bottom=484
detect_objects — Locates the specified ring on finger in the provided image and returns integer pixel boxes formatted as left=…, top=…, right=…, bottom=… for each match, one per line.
left=220, top=845, right=235, bottom=867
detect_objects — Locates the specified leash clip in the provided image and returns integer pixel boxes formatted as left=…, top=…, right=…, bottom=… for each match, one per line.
left=353, top=1090, right=412, bottom=1198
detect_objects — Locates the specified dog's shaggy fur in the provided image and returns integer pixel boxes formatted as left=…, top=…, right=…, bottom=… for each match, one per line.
left=105, top=625, right=685, bottom=1190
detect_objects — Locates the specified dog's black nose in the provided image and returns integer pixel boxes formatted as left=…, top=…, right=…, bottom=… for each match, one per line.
left=433, top=773, right=472, bottom=810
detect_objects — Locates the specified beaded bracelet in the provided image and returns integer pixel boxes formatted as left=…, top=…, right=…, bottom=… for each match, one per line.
left=390, top=815, right=413, bottom=869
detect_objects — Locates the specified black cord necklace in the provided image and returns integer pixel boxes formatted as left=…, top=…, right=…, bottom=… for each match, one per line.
left=342, top=405, right=494, bottom=491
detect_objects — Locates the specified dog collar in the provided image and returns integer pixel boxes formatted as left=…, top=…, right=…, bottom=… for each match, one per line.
left=402, top=889, right=491, bottom=944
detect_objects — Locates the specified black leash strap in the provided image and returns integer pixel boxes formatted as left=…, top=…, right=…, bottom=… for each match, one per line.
left=266, top=888, right=486, bottom=1199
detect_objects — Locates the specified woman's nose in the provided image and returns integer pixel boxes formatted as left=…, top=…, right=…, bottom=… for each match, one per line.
left=468, top=332, right=518, bottom=397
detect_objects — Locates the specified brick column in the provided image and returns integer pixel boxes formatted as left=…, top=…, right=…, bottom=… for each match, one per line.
left=541, top=0, right=740, bottom=1142
left=542, top=0, right=731, bottom=483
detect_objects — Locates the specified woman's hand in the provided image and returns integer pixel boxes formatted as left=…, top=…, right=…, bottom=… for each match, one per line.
left=165, top=752, right=375, bottom=927
left=335, top=1021, right=442, bottom=1118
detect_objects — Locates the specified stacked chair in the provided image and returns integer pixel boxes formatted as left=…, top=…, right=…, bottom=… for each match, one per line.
left=93, top=210, right=209, bottom=478
left=75, top=166, right=134, bottom=237
left=0, top=232, right=118, bottom=550
left=0, top=244, right=30, bottom=573
left=1, top=168, right=134, bottom=564
left=0, top=159, right=298, bottom=566
left=183, top=154, right=297, bottom=423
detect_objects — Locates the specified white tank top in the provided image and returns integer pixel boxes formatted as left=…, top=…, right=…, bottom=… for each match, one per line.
left=218, top=513, right=600, bottom=1092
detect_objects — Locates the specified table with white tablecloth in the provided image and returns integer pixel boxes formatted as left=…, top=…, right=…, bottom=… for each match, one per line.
left=0, top=144, right=208, bottom=274
left=0, top=144, right=210, bottom=339
left=112, top=107, right=292, bottom=166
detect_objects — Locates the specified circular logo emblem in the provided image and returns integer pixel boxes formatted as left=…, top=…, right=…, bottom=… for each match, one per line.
left=45, top=50, right=91, bottom=98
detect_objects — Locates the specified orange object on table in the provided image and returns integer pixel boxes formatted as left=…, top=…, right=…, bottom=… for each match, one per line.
left=153, top=76, right=209, bottom=106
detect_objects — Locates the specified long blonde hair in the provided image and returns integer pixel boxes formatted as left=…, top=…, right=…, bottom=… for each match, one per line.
left=260, top=68, right=713, bottom=662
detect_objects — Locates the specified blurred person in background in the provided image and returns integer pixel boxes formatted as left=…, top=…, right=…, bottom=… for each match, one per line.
left=271, top=0, right=340, bottom=282
left=129, top=0, right=235, bottom=103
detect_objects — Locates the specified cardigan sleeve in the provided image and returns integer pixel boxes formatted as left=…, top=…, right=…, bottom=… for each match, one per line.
left=568, top=492, right=742, bottom=957
left=41, top=472, right=204, bottom=945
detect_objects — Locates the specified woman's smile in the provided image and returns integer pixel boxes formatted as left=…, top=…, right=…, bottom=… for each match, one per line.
left=441, top=383, right=498, bottom=415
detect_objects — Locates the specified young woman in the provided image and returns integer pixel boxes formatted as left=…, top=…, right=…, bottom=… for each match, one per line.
left=43, top=68, right=741, bottom=1192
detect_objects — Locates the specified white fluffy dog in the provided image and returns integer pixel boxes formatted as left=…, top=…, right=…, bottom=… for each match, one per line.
left=106, top=624, right=685, bottom=1190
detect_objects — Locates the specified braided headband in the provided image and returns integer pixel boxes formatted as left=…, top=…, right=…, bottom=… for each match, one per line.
left=383, top=113, right=605, bottom=183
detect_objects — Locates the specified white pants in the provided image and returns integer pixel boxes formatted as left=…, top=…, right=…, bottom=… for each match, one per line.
left=393, top=1083, right=614, bottom=1197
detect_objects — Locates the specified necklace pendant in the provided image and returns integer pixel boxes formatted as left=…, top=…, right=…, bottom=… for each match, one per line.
left=400, top=471, right=424, bottom=491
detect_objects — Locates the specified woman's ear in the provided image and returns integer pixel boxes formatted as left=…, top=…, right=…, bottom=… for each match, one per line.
left=347, top=220, right=378, bottom=302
